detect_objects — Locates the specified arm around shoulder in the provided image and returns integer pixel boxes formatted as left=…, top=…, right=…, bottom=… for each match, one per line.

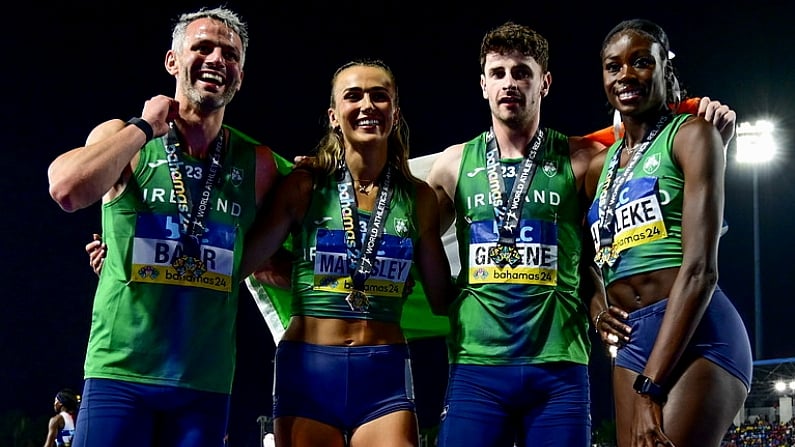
left=569, top=136, right=607, bottom=198
left=425, top=144, right=463, bottom=234
left=241, top=168, right=314, bottom=278
left=253, top=145, right=281, bottom=209
left=413, top=181, right=457, bottom=315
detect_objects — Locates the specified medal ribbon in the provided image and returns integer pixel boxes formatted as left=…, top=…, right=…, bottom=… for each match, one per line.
left=486, top=127, right=545, bottom=245
left=164, top=123, right=225, bottom=257
left=595, top=112, right=671, bottom=265
left=335, top=163, right=394, bottom=306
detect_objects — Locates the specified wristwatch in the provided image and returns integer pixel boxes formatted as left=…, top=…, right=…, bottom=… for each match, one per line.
left=633, top=374, right=666, bottom=402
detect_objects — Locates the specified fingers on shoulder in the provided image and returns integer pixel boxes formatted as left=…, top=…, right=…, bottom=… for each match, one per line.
left=698, top=96, right=735, bottom=122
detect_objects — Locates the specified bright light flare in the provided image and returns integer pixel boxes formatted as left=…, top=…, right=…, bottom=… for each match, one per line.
left=736, top=120, right=777, bottom=164
left=772, top=380, right=795, bottom=394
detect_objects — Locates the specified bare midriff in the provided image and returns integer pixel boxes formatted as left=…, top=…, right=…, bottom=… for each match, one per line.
left=281, top=315, right=406, bottom=346
left=606, top=266, right=679, bottom=311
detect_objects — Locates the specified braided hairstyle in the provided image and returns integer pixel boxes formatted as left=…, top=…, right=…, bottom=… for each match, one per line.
left=601, top=18, right=685, bottom=107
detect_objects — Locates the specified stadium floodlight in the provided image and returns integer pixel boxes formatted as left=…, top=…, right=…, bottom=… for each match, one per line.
left=736, top=120, right=777, bottom=164
left=736, top=119, right=778, bottom=360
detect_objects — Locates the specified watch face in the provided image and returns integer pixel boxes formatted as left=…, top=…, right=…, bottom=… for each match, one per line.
left=634, top=375, right=664, bottom=398
left=633, top=374, right=646, bottom=392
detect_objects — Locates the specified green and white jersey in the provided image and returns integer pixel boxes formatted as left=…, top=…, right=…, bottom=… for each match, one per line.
left=587, top=114, right=690, bottom=285
left=449, top=129, right=590, bottom=366
left=86, top=125, right=260, bottom=394
left=290, top=174, right=420, bottom=323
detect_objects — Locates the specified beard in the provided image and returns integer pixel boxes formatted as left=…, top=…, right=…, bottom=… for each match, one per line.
left=185, top=84, right=238, bottom=110
left=494, top=97, right=538, bottom=131
left=502, top=114, right=526, bottom=130
left=180, top=71, right=239, bottom=111
left=497, top=108, right=532, bottom=131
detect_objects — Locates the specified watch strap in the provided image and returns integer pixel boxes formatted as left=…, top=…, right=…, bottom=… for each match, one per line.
left=633, top=374, right=666, bottom=402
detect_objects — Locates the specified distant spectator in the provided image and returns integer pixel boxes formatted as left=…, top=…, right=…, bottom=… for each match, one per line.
left=721, top=418, right=795, bottom=446
left=44, top=389, right=79, bottom=447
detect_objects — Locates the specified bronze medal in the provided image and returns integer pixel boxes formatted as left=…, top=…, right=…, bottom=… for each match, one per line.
left=594, top=249, right=604, bottom=267
left=488, top=244, right=522, bottom=268
left=171, top=255, right=206, bottom=278
left=345, top=289, right=370, bottom=313
left=606, top=247, right=619, bottom=267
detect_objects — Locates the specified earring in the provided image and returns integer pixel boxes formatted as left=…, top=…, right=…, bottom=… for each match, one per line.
left=612, top=109, right=622, bottom=141
left=671, top=77, right=682, bottom=105
left=665, top=63, right=682, bottom=106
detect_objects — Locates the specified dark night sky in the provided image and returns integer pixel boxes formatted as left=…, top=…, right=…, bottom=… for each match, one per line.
left=4, top=0, right=795, bottom=443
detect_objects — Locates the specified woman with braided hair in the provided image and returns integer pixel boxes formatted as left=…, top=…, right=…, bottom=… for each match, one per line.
left=586, top=18, right=752, bottom=447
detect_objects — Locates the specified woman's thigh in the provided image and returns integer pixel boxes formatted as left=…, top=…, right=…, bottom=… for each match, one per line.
left=613, top=358, right=747, bottom=447
left=663, top=357, right=747, bottom=447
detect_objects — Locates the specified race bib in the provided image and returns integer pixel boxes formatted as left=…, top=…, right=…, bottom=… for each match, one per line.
left=466, top=219, right=558, bottom=285
left=130, top=213, right=236, bottom=292
left=313, top=229, right=413, bottom=297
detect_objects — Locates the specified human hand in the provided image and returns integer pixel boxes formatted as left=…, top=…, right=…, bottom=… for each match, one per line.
left=404, top=275, right=416, bottom=296
left=140, top=95, right=181, bottom=139
left=293, top=155, right=318, bottom=171
left=85, top=233, right=106, bottom=276
left=251, top=247, right=292, bottom=289
left=252, top=263, right=291, bottom=289
left=697, top=96, right=736, bottom=147
left=593, top=305, right=631, bottom=352
left=631, top=393, right=675, bottom=447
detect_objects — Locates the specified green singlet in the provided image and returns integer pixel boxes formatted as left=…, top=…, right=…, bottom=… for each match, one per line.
left=449, top=129, right=590, bottom=366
